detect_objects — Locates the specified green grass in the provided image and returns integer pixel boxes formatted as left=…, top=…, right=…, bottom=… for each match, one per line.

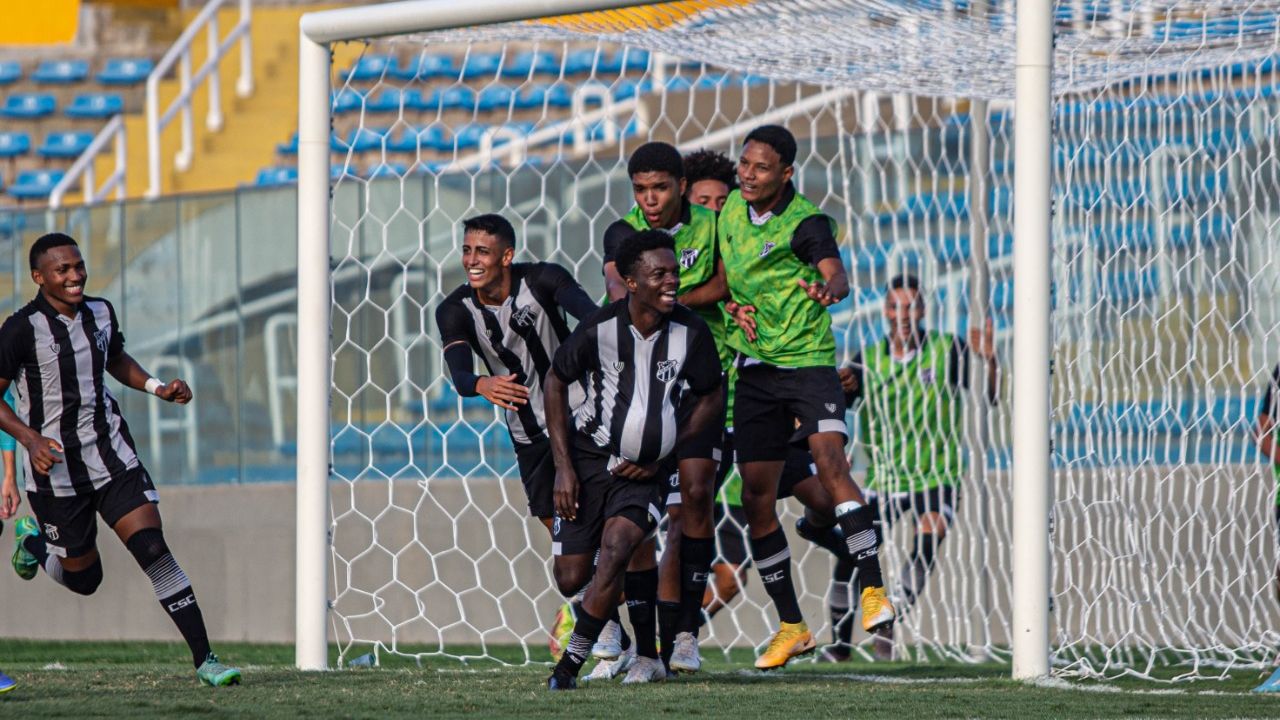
left=1, top=640, right=1278, bottom=718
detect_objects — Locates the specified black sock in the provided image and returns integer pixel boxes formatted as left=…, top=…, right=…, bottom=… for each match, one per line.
left=657, top=600, right=680, bottom=667
left=554, top=605, right=607, bottom=678
left=831, top=556, right=857, bottom=647
left=625, top=569, right=659, bottom=659
left=750, top=527, right=803, bottom=625
left=126, top=529, right=212, bottom=668
left=23, top=533, right=49, bottom=566
left=796, top=516, right=848, bottom=558
left=609, top=605, right=632, bottom=651
left=677, top=535, right=715, bottom=634
left=837, top=505, right=883, bottom=590
left=900, top=532, right=941, bottom=606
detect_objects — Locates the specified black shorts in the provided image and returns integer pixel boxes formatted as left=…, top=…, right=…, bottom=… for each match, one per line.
left=677, top=376, right=728, bottom=463
left=865, top=484, right=960, bottom=542
left=719, top=429, right=814, bottom=501
left=714, top=502, right=751, bottom=567
left=515, top=439, right=555, bottom=519
left=26, top=465, right=159, bottom=559
left=733, top=360, right=847, bottom=463
left=552, top=450, right=663, bottom=557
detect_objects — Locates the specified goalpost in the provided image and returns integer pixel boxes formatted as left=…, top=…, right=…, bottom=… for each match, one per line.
left=294, top=0, right=1280, bottom=680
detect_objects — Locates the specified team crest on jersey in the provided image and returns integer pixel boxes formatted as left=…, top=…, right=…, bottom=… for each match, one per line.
left=655, top=359, right=680, bottom=383
left=93, top=327, right=111, bottom=355
left=920, top=368, right=936, bottom=386
left=824, top=403, right=837, bottom=414
left=48, top=341, right=60, bottom=355
left=611, top=360, right=625, bottom=373
left=758, top=241, right=776, bottom=258
left=511, top=304, right=537, bottom=329
left=553, top=516, right=562, bottom=535
left=679, top=248, right=699, bottom=269
left=43, top=523, right=59, bottom=541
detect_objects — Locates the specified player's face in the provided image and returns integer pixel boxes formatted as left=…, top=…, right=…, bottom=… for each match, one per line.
left=631, top=171, right=685, bottom=229
left=461, top=230, right=513, bottom=292
left=737, top=141, right=793, bottom=206
left=688, top=178, right=730, bottom=211
left=884, top=287, right=925, bottom=344
left=626, top=248, right=680, bottom=315
left=33, top=245, right=88, bottom=310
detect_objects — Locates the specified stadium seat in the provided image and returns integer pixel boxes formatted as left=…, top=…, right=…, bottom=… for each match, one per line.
left=331, top=88, right=368, bottom=114
left=365, top=162, right=407, bottom=178
left=931, top=233, right=1015, bottom=264
left=1, top=93, right=57, bottom=120
left=332, top=127, right=388, bottom=154
left=342, top=54, right=400, bottom=82
left=387, top=125, right=448, bottom=153
left=563, top=49, right=600, bottom=75
left=7, top=169, right=65, bottom=200
left=598, top=47, right=649, bottom=74
left=430, top=86, right=477, bottom=111
left=663, top=76, right=695, bottom=92
left=1101, top=266, right=1160, bottom=303
left=476, top=85, right=515, bottom=112
left=367, top=88, right=428, bottom=114
left=96, top=57, right=153, bottom=85
left=461, top=52, right=503, bottom=80
left=32, top=59, right=88, bottom=84
left=38, top=131, right=94, bottom=159
left=612, top=78, right=652, bottom=101
left=65, top=92, right=124, bottom=119
left=255, top=167, right=298, bottom=187
left=332, top=163, right=356, bottom=181
left=450, top=123, right=488, bottom=150
left=0, top=131, right=31, bottom=159
left=276, top=132, right=299, bottom=155
left=501, top=50, right=560, bottom=78
left=0, top=61, right=21, bottom=85
left=396, top=53, right=457, bottom=80
left=545, top=83, right=574, bottom=108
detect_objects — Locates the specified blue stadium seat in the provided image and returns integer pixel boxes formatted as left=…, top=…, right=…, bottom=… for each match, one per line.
left=430, top=86, right=477, bottom=111
left=512, top=83, right=549, bottom=110
left=32, top=60, right=88, bottom=84
left=476, top=85, right=515, bottom=112
left=0, top=131, right=31, bottom=159
left=387, top=125, right=448, bottom=153
left=612, top=78, right=652, bottom=101
left=96, top=57, right=153, bottom=86
left=365, top=162, right=408, bottom=179
left=597, top=48, right=649, bottom=74
left=65, top=92, right=124, bottom=119
left=1101, top=266, right=1160, bottom=303
left=663, top=76, right=695, bottom=93
left=563, top=49, right=600, bottom=75
left=331, top=88, right=368, bottom=114
left=450, top=123, right=488, bottom=151
left=38, top=131, right=94, bottom=159
left=332, top=163, right=355, bottom=181
left=1, top=93, right=57, bottom=120
left=342, top=54, right=400, bottom=82
left=461, top=52, right=503, bottom=80
left=255, top=166, right=298, bottom=187
left=396, top=53, right=457, bottom=80
left=332, top=127, right=388, bottom=154
left=931, top=233, right=1015, bottom=264
left=7, top=169, right=64, bottom=200
left=545, top=83, right=574, bottom=108
left=0, top=61, right=20, bottom=85
left=502, top=50, right=560, bottom=78
left=276, top=132, right=299, bottom=155
left=367, top=88, right=428, bottom=114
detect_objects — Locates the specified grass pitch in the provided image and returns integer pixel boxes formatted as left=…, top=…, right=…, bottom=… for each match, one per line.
left=0, top=640, right=1278, bottom=718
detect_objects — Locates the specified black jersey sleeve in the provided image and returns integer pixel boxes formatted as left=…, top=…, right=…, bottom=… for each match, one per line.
left=0, top=314, right=31, bottom=381
left=845, top=350, right=865, bottom=407
left=434, top=295, right=474, bottom=348
left=681, top=318, right=723, bottom=396
left=104, top=300, right=125, bottom=360
left=790, top=214, right=841, bottom=267
left=529, top=262, right=598, bottom=322
left=949, top=336, right=971, bottom=391
left=602, top=220, right=637, bottom=266
left=552, top=321, right=598, bottom=385
left=1263, top=364, right=1280, bottom=420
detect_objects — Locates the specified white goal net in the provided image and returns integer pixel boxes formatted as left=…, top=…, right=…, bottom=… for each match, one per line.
left=303, top=0, right=1280, bottom=678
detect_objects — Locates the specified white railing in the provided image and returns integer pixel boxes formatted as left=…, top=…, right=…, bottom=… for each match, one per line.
left=49, top=114, right=128, bottom=209
left=146, top=0, right=253, bottom=199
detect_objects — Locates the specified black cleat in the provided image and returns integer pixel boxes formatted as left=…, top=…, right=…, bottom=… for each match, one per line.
left=547, top=670, right=578, bottom=691
left=796, top=517, right=848, bottom=557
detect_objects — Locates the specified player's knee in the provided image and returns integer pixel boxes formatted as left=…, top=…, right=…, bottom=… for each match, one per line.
left=553, top=562, right=590, bottom=598
left=63, top=559, right=104, bottom=596
left=811, top=444, right=849, bottom=477
left=124, top=527, right=170, bottom=570
left=918, top=512, right=948, bottom=539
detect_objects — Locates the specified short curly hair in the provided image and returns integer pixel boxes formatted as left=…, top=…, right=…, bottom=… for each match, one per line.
left=615, top=229, right=676, bottom=280
left=682, top=149, right=736, bottom=191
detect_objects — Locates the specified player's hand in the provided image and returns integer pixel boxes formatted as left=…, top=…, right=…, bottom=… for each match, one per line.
left=969, top=319, right=997, bottom=360
left=725, top=301, right=758, bottom=342
left=838, top=365, right=859, bottom=394
left=553, top=468, right=579, bottom=521
left=612, top=460, right=658, bottom=481
left=0, top=475, right=20, bottom=520
left=22, top=433, right=63, bottom=474
left=155, top=379, right=193, bottom=404
left=477, top=374, right=529, bottom=412
left=798, top=278, right=839, bottom=306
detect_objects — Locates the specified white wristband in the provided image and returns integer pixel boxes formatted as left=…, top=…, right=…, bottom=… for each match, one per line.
left=144, top=378, right=163, bottom=396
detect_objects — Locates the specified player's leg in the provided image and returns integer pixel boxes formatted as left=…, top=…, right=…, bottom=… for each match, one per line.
left=783, top=450, right=852, bottom=558
left=516, top=439, right=556, bottom=538
left=704, top=503, right=750, bottom=616
left=898, top=486, right=957, bottom=608
left=14, top=492, right=104, bottom=594
left=104, top=468, right=239, bottom=685
left=656, top=482, right=682, bottom=669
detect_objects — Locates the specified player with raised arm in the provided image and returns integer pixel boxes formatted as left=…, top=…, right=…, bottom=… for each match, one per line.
left=433, top=213, right=604, bottom=658
left=821, top=274, right=998, bottom=662
left=720, top=124, right=893, bottom=669
left=0, top=233, right=240, bottom=686
left=599, top=142, right=728, bottom=675
left=545, top=230, right=723, bottom=689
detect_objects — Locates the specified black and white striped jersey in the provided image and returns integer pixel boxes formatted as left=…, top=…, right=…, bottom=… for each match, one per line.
left=0, top=294, right=141, bottom=496
left=552, top=299, right=721, bottom=466
left=436, top=262, right=596, bottom=446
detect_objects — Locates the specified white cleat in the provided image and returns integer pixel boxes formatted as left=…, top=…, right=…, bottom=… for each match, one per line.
left=620, top=655, right=667, bottom=685
left=668, top=631, right=701, bottom=673
left=582, top=646, right=635, bottom=683
left=592, top=620, right=623, bottom=660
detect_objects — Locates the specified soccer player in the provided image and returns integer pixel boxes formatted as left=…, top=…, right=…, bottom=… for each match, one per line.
left=720, top=124, right=893, bottom=669
left=0, top=387, right=16, bottom=694
left=683, top=148, right=737, bottom=212
left=0, top=233, right=241, bottom=686
left=545, top=230, right=723, bottom=689
left=600, top=142, right=728, bottom=674
left=1256, top=363, right=1280, bottom=601
left=821, top=274, right=998, bottom=662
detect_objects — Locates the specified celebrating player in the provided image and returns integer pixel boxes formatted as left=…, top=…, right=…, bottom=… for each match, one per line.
left=1256, top=362, right=1280, bottom=601
left=0, top=233, right=241, bottom=686
left=0, top=386, right=17, bottom=694
left=683, top=148, right=737, bottom=212
left=821, top=274, right=998, bottom=661
left=600, top=142, right=728, bottom=674
left=720, top=124, right=893, bottom=669
left=545, top=230, right=723, bottom=689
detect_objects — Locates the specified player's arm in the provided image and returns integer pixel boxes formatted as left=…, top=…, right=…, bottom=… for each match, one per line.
left=840, top=353, right=865, bottom=408
left=547, top=331, right=593, bottom=521
left=0, top=388, right=17, bottom=519
left=106, top=352, right=192, bottom=404
left=435, top=301, right=527, bottom=410
left=952, top=330, right=999, bottom=405
left=793, top=216, right=848, bottom=306
left=0, top=378, right=61, bottom=476
left=677, top=258, right=729, bottom=309
left=1257, top=368, right=1280, bottom=468
left=537, top=262, right=601, bottom=324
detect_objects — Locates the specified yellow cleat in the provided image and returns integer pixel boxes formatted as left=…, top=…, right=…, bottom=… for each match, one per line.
left=754, top=621, right=815, bottom=670
left=548, top=602, right=576, bottom=661
left=860, top=586, right=896, bottom=632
